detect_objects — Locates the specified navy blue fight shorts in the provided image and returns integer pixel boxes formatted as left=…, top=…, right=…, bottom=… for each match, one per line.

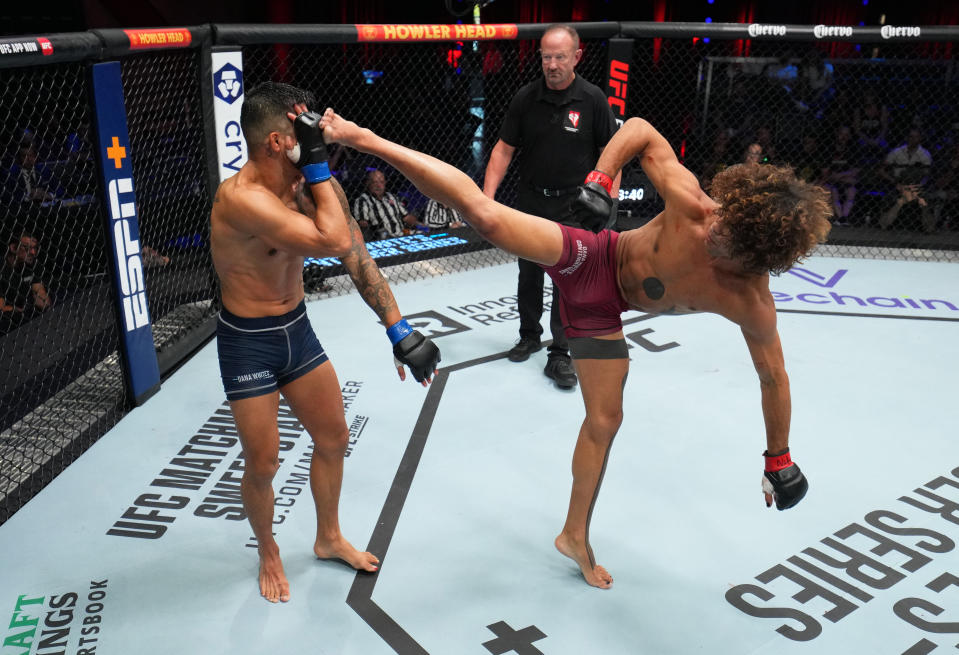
left=217, top=300, right=329, bottom=401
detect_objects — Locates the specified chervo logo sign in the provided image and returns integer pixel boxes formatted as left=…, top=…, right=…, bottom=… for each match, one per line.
left=881, top=25, right=921, bottom=39
left=813, top=25, right=854, bottom=39
left=747, top=24, right=787, bottom=37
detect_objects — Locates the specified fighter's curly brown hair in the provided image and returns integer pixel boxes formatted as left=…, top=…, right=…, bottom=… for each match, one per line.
left=708, top=163, right=832, bottom=275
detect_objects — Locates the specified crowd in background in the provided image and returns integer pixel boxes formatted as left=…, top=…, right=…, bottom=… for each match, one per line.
left=686, top=49, right=959, bottom=232
left=4, top=45, right=959, bottom=336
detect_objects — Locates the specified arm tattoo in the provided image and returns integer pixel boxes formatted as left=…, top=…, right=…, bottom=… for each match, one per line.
left=329, top=178, right=399, bottom=321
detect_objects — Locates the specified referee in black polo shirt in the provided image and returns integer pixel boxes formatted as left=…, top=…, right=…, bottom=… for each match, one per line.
left=483, top=23, right=619, bottom=390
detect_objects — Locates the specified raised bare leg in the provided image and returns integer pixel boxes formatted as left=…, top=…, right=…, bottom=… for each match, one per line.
left=230, top=393, right=291, bottom=602
left=319, top=108, right=564, bottom=267
left=554, top=349, right=628, bottom=589
left=280, top=362, right=379, bottom=573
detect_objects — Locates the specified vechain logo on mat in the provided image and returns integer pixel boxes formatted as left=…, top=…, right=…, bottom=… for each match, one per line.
left=775, top=266, right=958, bottom=313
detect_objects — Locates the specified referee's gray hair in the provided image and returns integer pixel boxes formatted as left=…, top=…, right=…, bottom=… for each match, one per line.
left=542, top=24, right=580, bottom=50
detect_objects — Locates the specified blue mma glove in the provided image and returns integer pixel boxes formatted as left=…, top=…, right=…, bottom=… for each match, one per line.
left=287, top=111, right=331, bottom=184
left=387, top=319, right=441, bottom=383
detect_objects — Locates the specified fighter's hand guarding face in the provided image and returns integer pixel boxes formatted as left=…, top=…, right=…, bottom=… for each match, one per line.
left=285, top=103, right=331, bottom=184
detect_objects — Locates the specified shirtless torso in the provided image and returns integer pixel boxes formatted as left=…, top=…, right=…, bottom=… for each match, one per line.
left=209, top=101, right=385, bottom=603
left=316, top=108, right=812, bottom=591
left=616, top=209, right=774, bottom=330
left=617, top=211, right=769, bottom=322
left=211, top=168, right=313, bottom=317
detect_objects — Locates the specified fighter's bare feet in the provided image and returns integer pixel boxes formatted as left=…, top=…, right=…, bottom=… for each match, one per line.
left=314, top=536, right=379, bottom=573
left=318, top=109, right=364, bottom=148
left=555, top=533, right=613, bottom=589
left=258, top=547, right=291, bottom=603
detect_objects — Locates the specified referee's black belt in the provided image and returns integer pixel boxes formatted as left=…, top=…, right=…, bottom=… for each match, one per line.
left=529, top=184, right=580, bottom=197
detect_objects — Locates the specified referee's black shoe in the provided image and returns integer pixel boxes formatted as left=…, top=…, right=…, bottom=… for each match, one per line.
left=544, top=356, right=577, bottom=389
left=507, top=336, right=541, bottom=362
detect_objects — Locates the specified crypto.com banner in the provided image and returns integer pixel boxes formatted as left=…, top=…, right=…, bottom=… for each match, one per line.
left=210, top=49, right=247, bottom=182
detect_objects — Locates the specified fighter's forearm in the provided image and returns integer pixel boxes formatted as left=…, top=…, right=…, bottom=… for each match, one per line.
left=610, top=170, right=623, bottom=198
left=329, top=179, right=402, bottom=325
left=305, top=180, right=352, bottom=256
left=342, top=223, right=401, bottom=325
left=295, top=175, right=401, bottom=323
left=759, top=376, right=791, bottom=455
left=594, top=117, right=655, bottom=178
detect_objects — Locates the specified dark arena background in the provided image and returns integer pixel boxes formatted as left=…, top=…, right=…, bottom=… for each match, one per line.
left=0, top=8, right=957, bottom=655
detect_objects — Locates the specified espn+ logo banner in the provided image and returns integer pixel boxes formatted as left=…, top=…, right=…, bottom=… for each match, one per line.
left=91, top=61, right=159, bottom=401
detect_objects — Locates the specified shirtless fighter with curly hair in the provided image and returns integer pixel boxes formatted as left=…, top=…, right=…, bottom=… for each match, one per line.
left=317, top=108, right=832, bottom=589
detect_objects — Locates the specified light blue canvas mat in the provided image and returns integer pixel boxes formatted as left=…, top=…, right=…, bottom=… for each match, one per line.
left=1, top=256, right=957, bottom=655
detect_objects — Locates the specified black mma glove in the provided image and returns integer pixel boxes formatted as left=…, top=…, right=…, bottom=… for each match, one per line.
left=387, top=319, right=441, bottom=383
left=571, top=170, right=617, bottom=233
left=287, top=111, right=331, bottom=184
left=762, top=448, right=808, bottom=510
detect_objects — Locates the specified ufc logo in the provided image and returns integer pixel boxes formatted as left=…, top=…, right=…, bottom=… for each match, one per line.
left=607, top=59, right=629, bottom=117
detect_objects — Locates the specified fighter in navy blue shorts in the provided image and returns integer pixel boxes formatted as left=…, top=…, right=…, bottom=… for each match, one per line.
left=541, top=224, right=630, bottom=360
left=216, top=300, right=328, bottom=401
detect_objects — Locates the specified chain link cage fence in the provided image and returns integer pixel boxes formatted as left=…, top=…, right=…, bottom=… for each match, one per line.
left=0, top=59, right=130, bottom=523
left=618, top=28, right=959, bottom=261
left=238, top=33, right=613, bottom=299
left=241, top=35, right=608, bottom=206
left=238, top=26, right=959, bottom=271
left=0, top=36, right=218, bottom=523
left=119, top=50, right=218, bottom=370
left=1, top=22, right=957, bottom=526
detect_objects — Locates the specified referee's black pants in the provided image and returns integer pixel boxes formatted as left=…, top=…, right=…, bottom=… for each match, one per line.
left=515, top=189, right=576, bottom=360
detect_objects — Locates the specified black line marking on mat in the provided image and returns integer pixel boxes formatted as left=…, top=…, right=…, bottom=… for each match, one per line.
left=483, top=621, right=547, bottom=654
left=346, top=315, right=670, bottom=651
left=776, top=308, right=959, bottom=322
left=900, top=638, right=938, bottom=655
left=346, top=350, right=510, bottom=655
left=346, top=307, right=957, bottom=652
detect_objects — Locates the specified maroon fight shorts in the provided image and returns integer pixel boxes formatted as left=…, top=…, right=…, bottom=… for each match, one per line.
left=541, top=224, right=629, bottom=340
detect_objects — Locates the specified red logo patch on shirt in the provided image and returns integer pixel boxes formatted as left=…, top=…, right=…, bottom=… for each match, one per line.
left=568, top=111, right=580, bottom=127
